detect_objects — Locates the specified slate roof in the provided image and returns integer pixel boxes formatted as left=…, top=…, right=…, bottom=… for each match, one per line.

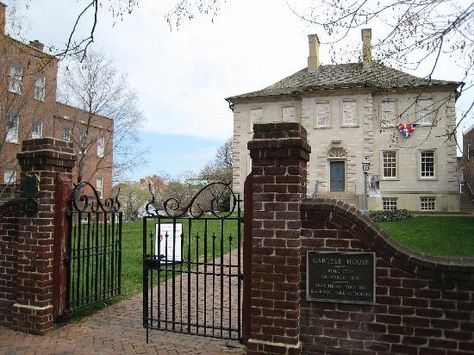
left=227, top=62, right=460, bottom=102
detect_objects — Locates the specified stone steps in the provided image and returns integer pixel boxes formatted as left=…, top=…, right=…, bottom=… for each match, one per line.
left=317, top=192, right=357, bottom=206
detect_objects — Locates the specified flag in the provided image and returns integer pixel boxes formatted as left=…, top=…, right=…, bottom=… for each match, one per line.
left=397, top=123, right=418, bottom=138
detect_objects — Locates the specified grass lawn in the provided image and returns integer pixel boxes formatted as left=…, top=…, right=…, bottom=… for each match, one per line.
left=377, top=216, right=474, bottom=257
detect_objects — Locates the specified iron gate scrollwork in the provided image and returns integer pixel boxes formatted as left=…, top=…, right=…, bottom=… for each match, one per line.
left=143, top=182, right=243, bottom=342
left=66, top=181, right=122, bottom=311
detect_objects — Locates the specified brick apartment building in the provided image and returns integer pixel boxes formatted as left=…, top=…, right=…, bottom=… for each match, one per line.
left=463, top=125, right=474, bottom=194
left=0, top=2, right=113, bottom=197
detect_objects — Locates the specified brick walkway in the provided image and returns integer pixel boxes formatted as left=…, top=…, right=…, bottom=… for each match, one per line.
left=0, top=251, right=246, bottom=355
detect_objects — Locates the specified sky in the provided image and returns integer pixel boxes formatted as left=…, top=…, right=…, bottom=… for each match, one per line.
left=4, top=0, right=473, bottom=181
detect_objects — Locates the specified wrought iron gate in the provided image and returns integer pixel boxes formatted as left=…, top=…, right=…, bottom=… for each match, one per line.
left=143, top=182, right=243, bottom=342
left=66, top=182, right=122, bottom=311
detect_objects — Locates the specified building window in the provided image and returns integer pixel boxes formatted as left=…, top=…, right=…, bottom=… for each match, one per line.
left=381, top=100, right=396, bottom=127
left=34, top=74, right=46, bottom=101
left=342, top=100, right=357, bottom=126
left=6, top=114, right=19, bottom=143
left=382, top=151, right=397, bottom=178
left=418, top=98, right=433, bottom=125
left=3, top=168, right=16, bottom=185
left=420, top=150, right=435, bottom=178
left=9, top=64, right=23, bottom=94
left=63, top=128, right=71, bottom=142
left=79, top=131, right=87, bottom=152
left=420, top=197, right=436, bottom=211
left=382, top=197, right=397, bottom=211
left=249, top=108, right=262, bottom=133
left=96, top=176, right=104, bottom=198
left=282, top=106, right=295, bottom=120
left=315, top=102, right=329, bottom=127
left=97, top=136, right=105, bottom=158
left=31, top=121, right=43, bottom=139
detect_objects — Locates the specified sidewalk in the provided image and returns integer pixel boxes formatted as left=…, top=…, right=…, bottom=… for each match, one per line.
left=1, top=247, right=246, bottom=355
left=0, top=289, right=245, bottom=354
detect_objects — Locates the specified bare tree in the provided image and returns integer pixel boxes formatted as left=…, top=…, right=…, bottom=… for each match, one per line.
left=59, top=50, right=144, bottom=183
left=290, top=0, right=473, bottom=139
left=199, top=138, right=232, bottom=183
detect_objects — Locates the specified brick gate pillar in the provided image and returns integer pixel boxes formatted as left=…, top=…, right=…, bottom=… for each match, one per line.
left=246, top=123, right=310, bottom=354
left=14, top=138, right=75, bottom=334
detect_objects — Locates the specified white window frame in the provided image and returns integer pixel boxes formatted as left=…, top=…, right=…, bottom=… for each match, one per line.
left=342, top=100, right=357, bottom=126
left=6, top=114, right=19, bottom=143
left=420, top=197, right=436, bottom=211
left=382, top=197, right=398, bottom=211
left=63, top=128, right=72, bottom=142
left=381, top=99, right=397, bottom=128
left=249, top=108, right=262, bottom=133
left=31, top=121, right=43, bottom=139
left=34, top=74, right=46, bottom=101
left=96, top=176, right=104, bottom=198
left=419, top=150, right=436, bottom=179
left=3, top=168, right=16, bottom=185
left=315, top=101, right=330, bottom=128
left=282, top=106, right=295, bottom=121
left=9, top=64, right=23, bottom=94
left=97, top=135, right=105, bottom=158
left=382, top=151, right=398, bottom=179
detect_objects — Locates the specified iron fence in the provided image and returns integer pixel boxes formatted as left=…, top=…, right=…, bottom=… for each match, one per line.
left=143, top=182, right=243, bottom=342
left=66, top=182, right=122, bottom=311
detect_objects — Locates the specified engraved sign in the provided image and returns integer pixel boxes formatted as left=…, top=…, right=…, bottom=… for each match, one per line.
left=306, top=251, right=375, bottom=304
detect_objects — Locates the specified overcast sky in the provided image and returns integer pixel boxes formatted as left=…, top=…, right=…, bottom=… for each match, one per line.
left=4, top=0, right=473, bottom=181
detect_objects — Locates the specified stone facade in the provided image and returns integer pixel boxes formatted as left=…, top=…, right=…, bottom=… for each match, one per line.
left=229, top=31, right=461, bottom=212
left=0, top=3, right=113, bottom=198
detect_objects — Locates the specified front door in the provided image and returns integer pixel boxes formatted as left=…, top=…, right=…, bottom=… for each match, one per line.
left=330, top=161, right=345, bottom=192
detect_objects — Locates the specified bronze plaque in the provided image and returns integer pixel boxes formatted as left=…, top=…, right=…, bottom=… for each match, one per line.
left=306, top=251, right=375, bottom=304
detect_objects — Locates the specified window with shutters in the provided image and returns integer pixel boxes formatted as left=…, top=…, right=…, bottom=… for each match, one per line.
left=381, top=100, right=397, bottom=127
left=418, top=98, right=433, bottom=125
left=315, top=102, right=330, bottom=128
left=342, top=100, right=357, bottom=126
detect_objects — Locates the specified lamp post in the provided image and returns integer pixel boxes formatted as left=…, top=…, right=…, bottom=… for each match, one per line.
left=362, top=156, right=371, bottom=215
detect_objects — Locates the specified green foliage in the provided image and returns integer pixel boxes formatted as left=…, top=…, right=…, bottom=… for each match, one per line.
left=377, top=216, right=474, bottom=257
left=369, top=209, right=412, bottom=222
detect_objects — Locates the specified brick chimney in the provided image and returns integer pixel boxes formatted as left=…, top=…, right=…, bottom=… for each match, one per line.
left=307, top=34, right=320, bottom=71
left=361, top=28, right=372, bottom=68
left=29, top=40, right=44, bottom=52
left=0, top=2, right=6, bottom=35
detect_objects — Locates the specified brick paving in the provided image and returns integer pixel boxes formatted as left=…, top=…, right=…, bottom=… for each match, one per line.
left=0, top=250, right=246, bottom=355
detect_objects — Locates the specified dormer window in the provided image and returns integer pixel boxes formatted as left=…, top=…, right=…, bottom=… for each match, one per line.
left=9, top=65, right=23, bottom=94
left=34, top=74, right=46, bottom=101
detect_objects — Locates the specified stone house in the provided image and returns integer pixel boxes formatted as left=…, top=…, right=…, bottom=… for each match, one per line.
left=0, top=2, right=113, bottom=197
left=227, top=29, right=462, bottom=212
